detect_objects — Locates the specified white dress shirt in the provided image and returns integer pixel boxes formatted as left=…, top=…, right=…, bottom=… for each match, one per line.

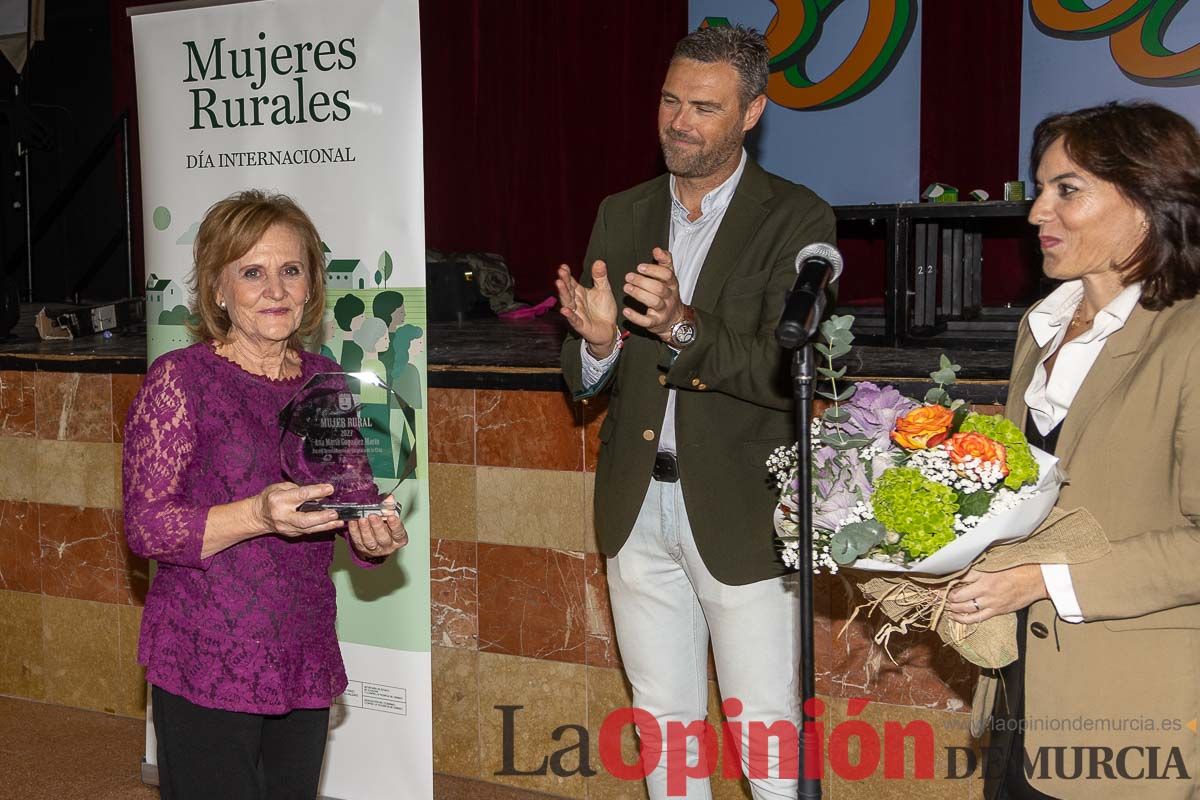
left=581, top=150, right=748, bottom=455
left=1026, top=279, right=1143, bottom=623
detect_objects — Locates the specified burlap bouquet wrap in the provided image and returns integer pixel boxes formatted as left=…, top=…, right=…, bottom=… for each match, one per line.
left=847, top=506, right=1109, bottom=672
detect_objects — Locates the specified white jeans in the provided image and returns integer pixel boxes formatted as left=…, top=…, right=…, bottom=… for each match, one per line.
left=607, top=479, right=802, bottom=799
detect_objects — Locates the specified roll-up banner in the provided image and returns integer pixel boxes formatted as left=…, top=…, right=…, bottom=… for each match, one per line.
left=130, top=1, right=431, bottom=797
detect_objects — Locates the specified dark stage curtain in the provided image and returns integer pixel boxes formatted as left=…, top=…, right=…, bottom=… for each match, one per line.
left=420, top=0, right=687, bottom=303
left=919, top=0, right=1038, bottom=306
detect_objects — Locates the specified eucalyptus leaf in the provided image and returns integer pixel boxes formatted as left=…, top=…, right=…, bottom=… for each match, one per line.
left=822, top=408, right=851, bottom=423
left=834, top=384, right=857, bottom=401
left=816, top=389, right=838, bottom=402
left=925, top=387, right=948, bottom=404
left=830, top=520, right=886, bottom=564
left=931, top=368, right=958, bottom=385
left=829, top=341, right=853, bottom=359
left=940, top=354, right=952, bottom=370
left=819, top=432, right=857, bottom=448
left=817, top=366, right=848, bottom=380
left=814, top=343, right=832, bottom=358
left=830, top=536, right=859, bottom=565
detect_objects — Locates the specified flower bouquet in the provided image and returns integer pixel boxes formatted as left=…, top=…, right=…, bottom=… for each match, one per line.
left=766, top=316, right=1107, bottom=668
left=768, top=315, right=1061, bottom=576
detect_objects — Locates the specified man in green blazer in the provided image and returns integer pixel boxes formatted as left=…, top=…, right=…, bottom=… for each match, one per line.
left=557, top=25, right=834, bottom=800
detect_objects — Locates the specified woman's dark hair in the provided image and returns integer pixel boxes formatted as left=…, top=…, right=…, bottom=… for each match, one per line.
left=1031, top=101, right=1200, bottom=310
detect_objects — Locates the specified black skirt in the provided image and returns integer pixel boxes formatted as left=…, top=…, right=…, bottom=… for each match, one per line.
left=984, top=410, right=1062, bottom=800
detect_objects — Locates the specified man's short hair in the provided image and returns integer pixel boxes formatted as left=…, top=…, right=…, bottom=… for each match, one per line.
left=672, top=25, right=769, bottom=109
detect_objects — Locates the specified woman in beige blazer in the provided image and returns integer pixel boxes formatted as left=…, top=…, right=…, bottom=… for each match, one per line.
left=944, top=102, right=1200, bottom=799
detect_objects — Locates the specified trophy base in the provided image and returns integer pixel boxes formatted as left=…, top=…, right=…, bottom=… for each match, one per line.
left=297, top=500, right=395, bottom=520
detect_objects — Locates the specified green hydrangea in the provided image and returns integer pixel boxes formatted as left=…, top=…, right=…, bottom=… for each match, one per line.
left=872, top=467, right=959, bottom=560
left=958, top=413, right=1038, bottom=489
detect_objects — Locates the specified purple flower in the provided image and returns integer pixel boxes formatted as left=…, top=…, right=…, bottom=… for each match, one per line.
left=843, top=382, right=919, bottom=449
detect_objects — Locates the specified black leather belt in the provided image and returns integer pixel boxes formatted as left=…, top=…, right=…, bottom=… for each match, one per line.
left=652, top=452, right=679, bottom=483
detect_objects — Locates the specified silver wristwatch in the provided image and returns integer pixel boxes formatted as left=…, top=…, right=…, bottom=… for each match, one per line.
left=668, top=317, right=696, bottom=348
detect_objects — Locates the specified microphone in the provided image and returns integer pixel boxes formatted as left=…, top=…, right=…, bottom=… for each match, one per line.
left=774, top=242, right=843, bottom=349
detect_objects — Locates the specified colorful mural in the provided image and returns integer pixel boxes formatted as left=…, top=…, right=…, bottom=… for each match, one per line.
left=1032, top=0, right=1200, bottom=86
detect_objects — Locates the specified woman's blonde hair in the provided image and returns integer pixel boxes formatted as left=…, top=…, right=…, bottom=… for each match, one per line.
left=186, top=190, right=327, bottom=348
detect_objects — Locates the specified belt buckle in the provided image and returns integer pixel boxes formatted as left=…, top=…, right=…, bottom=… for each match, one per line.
left=652, top=452, right=679, bottom=483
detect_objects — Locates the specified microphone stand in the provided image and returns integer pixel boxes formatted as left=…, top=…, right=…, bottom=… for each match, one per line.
left=791, top=342, right=821, bottom=799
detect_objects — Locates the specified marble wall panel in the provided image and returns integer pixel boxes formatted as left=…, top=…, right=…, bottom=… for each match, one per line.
left=34, top=372, right=113, bottom=443
left=113, top=443, right=124, bottom=511
left=583, top=473, right=598, bottom=554
left=431, top=538, right=478, bottom=649
left=38, top=504, right=124, bottom=605
left=477, top=544, right=586, bottom=665
left=0, top=589, right=45, bottom=700
left=429, top=463, right=477, bottom=542
left=476, top=467, right=586, bottom=551
left=429, top=388, right=475, bottom=465
left=116, top=604, right=146, bottom=718
left=829, top=574, right=975, bottom=712
left=116, top=534, right=149, bottom=606
left=475, top=390, right=582, bottom=471
left=477, top=651, right=588, bottom=798
left=812, top=573, right=836, bottom=696
left=583, top=554, right=620, bottom=670
left=432, top=645, right=481, bottom=778
left=111, top=374, right=143, bottom=443
left=0, top=371, right=35, bottom=437
left=42, top=594, right=120, bottom=714
left=0, top=437, right=38, bottom=501
left=34, top=440, right=120, bottom=509
left=0, top=500, right=40, bottom=593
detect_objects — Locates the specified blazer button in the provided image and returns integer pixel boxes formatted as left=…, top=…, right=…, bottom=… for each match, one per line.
left=698, top=383, right=708, bottom=390
left=642, top=429, right=655, bottom=441
left=658, top=374, right=667, bottom=386
left=691, top=378, right=701, bottom=387
left=1030, top=622, right=1049, bottom=639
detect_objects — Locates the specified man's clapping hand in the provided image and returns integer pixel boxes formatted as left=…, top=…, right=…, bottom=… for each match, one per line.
left=556, top=260, right=620, bottom=357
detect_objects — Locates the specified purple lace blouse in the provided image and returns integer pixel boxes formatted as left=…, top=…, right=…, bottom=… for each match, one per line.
left=123, top=342, right=377, bottom=714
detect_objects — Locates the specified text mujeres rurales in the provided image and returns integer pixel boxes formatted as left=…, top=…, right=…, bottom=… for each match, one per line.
left=184, top=32, right=357, bottom=130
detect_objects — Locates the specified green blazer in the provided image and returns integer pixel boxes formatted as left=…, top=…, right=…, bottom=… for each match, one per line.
left=561, top=159, right=836, bottom=585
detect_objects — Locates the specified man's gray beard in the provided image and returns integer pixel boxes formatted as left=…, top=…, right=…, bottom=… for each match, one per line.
left=661, top=129, right=744, bottom=179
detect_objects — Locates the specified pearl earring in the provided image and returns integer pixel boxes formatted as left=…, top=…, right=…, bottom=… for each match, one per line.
left=218, top=300, right=226, bottom=310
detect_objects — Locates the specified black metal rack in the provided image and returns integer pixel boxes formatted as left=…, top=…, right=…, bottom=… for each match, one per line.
left=834, top=200, right=1034, bottom=349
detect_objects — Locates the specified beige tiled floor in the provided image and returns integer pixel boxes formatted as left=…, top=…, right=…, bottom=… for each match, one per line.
left=0, top=695, right=566, bottom=800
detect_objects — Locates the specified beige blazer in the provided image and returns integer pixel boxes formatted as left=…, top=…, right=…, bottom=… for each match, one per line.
left=992, top=294, right=1200, bottom=798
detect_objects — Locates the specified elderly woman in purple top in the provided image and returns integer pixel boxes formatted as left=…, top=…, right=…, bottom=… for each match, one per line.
left=123, top=190, right=408, bottom=800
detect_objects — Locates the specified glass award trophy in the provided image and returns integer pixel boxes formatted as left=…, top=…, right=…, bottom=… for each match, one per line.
left=278, top=371, right=418, bottom=519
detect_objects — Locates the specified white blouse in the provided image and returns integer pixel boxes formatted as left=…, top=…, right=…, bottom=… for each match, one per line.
left=1024, top=279, right=1143, bottom=623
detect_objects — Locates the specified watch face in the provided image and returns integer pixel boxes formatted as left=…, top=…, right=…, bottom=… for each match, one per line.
left=671, top=320, right=696, bottom=345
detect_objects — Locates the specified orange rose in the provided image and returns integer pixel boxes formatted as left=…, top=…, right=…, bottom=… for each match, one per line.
left=945, top=432, right=1010, bottom=476
left=890, top=404, right=955, bottom=450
